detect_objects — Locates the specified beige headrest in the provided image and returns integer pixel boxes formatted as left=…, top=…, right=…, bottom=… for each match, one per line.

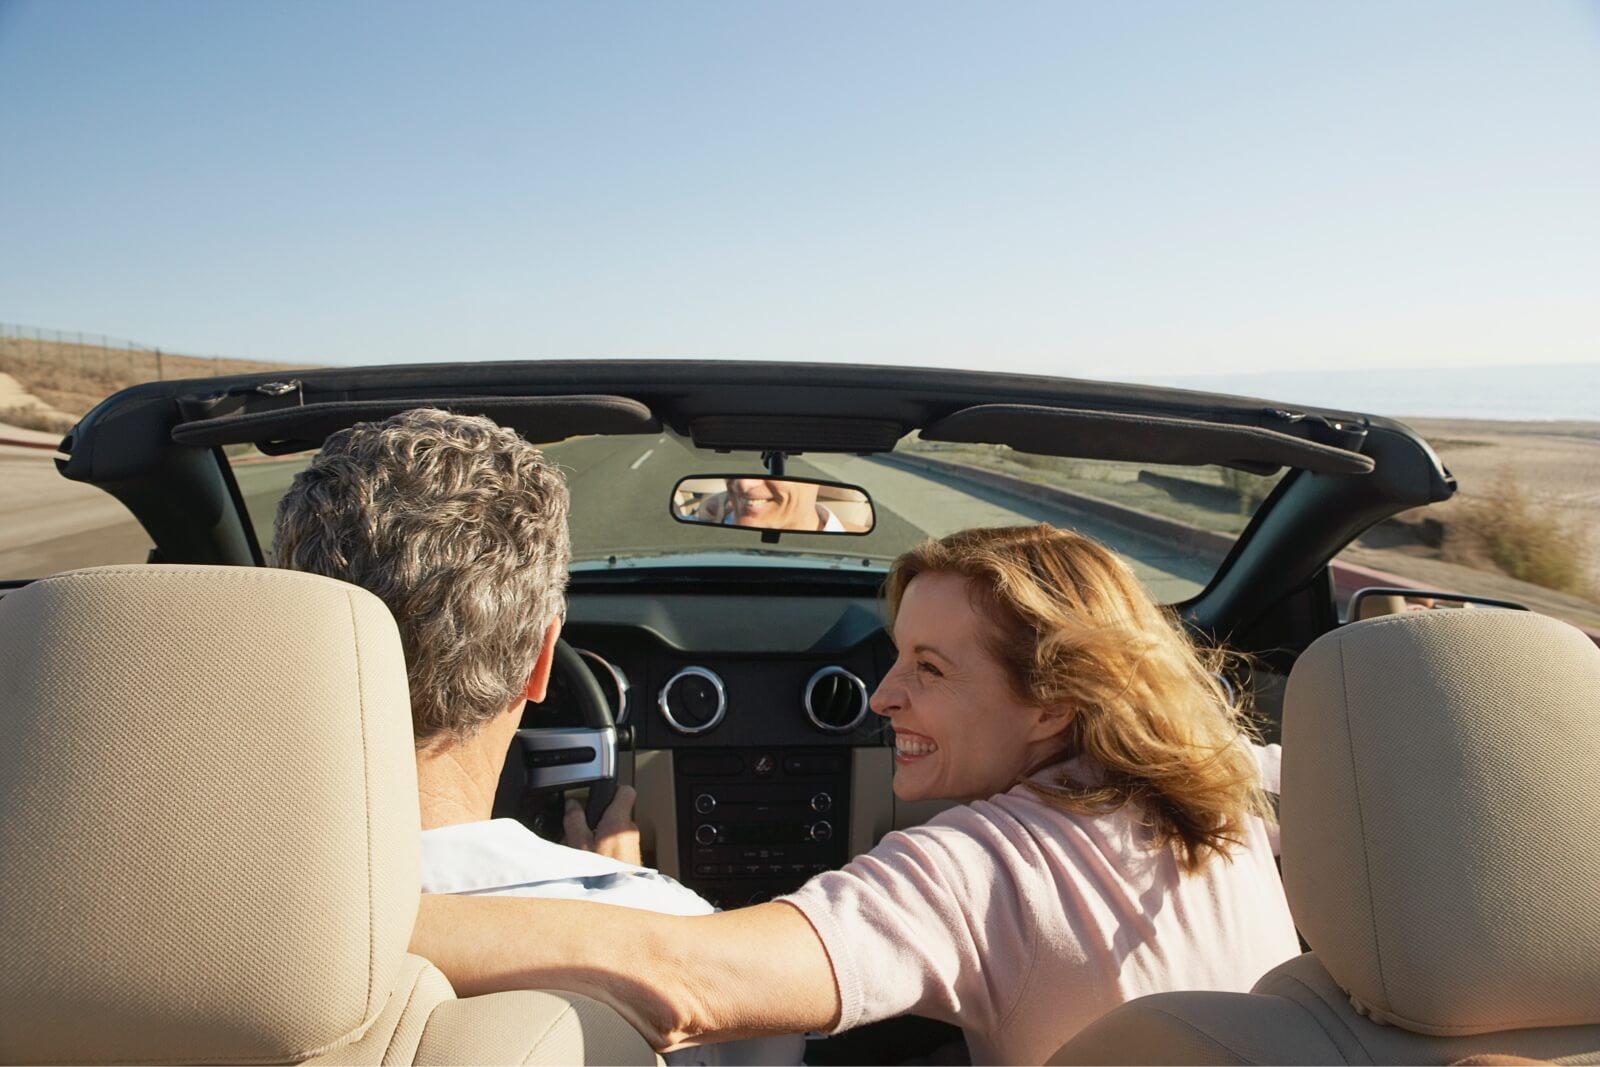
left=1281, top=608, right=1600, bottom=1037
left=0, top=565, right=420, bottom=1064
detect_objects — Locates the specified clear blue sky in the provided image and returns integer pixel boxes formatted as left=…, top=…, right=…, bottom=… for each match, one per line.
left=2, top=0, right=1597, bottom=376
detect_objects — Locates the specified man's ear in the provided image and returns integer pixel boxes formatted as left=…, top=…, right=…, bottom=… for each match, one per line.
left=522, top=618, right=563, bottom=703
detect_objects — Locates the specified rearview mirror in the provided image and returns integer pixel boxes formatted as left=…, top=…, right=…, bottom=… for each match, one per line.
left=671, top=476, right=876, bottom=535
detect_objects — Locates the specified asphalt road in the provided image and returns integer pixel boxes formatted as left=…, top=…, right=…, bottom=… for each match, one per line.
left=0, top=446, right=152, bottom=577
left=7, top=435, right=1216, bottom=601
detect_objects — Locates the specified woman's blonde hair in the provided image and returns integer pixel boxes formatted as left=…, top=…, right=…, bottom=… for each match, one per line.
left=884, top=524, right=1266, bottom=872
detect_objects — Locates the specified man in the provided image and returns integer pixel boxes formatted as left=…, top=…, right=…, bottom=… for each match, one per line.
left=272, top=408, right=698, bottom=901
left=694, top=478, right=847, bottom=531
left=272, top=409, right=800, bottom=1065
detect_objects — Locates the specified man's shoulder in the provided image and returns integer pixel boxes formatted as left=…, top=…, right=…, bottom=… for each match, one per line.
left=421, top=818, right=596, bottom=894
left=420, top=818, right=714, bottom=916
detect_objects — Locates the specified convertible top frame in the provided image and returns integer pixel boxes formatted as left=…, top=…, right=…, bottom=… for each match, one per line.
left=56, top=359, right=1454, bottom=647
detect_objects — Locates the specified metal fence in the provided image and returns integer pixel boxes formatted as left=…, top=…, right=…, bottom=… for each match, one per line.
left=0, top=321, right=230, bottom=382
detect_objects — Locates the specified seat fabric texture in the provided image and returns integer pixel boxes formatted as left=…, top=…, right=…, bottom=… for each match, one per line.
left=1052, top=609, right=1600, bottom=1065
left=0, top=565, right=656, bottom=1066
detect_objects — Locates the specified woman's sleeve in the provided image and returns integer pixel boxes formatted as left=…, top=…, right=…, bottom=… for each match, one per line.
left=774, top=804, right=1039, bottom=1036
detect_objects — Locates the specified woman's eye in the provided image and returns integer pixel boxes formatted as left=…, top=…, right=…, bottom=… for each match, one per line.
left=916, top=660, right=942, bottom=678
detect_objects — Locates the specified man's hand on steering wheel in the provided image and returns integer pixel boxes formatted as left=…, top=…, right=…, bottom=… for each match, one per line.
left=563, top=784, right=643, bottom=867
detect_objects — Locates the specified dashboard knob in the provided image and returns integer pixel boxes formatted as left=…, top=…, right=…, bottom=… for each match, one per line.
left=694, top=823, right=720, bottom=846
left=694, top=793, right=717, bottom=814
left=810, top=792, right=833, bottom=813
left=808, top=820, right=833, bottom=843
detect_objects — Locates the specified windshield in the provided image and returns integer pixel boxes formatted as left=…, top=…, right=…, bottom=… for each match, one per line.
left=236, top=430, right=1280, bottom=603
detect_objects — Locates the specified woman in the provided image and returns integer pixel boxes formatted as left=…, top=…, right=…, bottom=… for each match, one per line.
left=414, top=525, right=1299, bottom=1064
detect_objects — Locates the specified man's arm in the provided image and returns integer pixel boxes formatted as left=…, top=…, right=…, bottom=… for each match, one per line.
left=412, top=895, right=840, bottom=1051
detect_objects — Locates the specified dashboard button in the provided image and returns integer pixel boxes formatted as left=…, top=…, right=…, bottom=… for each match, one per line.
left=808, top=820, right=834, bottom=843
left=694, top=793, right=717, bottom=814
left=678, top=754, right=743, bottom=776
left=753, top=753, right=777, bottom=776
left=783, top=753, right=846, bottom=776
left=810, top=792, right=833, bottom=813
left=694, top=823, right=720, bottom=846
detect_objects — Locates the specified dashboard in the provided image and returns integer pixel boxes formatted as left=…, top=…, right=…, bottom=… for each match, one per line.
left=512, top=572, right=922, bottom=909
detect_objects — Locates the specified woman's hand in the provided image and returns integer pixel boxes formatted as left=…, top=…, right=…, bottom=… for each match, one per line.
left=564, top=784, right=643, bottom=867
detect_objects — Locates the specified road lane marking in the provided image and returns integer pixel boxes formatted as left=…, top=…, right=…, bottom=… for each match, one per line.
left=630, top=448, right=655, bottom=470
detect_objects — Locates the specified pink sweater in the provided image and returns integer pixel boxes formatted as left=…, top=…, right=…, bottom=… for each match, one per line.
left=778, top=747, right=1298, bottom=1065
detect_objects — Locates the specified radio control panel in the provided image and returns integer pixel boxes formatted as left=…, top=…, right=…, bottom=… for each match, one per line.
left=674, top=747, right=851, bottom=909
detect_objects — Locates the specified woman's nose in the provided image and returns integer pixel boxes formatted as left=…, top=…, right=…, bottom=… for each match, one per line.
left=869, top=677, right=900, bottom=718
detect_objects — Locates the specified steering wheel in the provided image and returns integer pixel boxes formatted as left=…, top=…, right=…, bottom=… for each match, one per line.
left=495, top=638, right=619, bottom=832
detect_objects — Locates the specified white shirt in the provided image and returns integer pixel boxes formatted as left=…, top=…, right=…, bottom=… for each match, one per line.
left=421, top=818, right=805, bottom=1066
left=720, top=503, right=847, bottom=532
left=421, top=817, right=713, bottom=915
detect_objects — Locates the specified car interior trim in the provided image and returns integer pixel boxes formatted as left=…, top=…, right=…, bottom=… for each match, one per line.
left=923, top=404, right=1376, bottom=475
left=170, top=394, right=661, bottom=451
left=849, top=748, right=895, bottom=858
left=632, top=749, right=679, bottom=878
left=687, top=414, right=906, bottom=453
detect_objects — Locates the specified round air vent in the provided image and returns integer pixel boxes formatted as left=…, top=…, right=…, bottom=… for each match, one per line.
left=658, top=667, right=727, bottom=735
left=804, top=666, right=870, bottom=734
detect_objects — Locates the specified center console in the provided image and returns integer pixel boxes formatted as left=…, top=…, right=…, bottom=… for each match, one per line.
left=674, top=747, right=851, bottom=909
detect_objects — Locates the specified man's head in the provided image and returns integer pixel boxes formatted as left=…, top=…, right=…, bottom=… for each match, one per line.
left=273, top=408, right=571, bottom=746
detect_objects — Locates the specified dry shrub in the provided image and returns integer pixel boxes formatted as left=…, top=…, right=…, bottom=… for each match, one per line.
left=0, top=405, right=77, bottom=434
left=1454, top=473, right=1594, bottom=597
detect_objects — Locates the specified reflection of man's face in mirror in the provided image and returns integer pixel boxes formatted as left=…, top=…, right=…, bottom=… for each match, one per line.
left=726, top=478, right=825, bottom=530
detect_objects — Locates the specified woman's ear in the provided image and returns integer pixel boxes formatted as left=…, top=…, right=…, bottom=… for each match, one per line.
left=1027, top=703, right=1075, bottom=744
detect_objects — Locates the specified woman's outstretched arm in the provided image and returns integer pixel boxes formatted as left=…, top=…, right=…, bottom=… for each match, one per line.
left=412, top=895, right=840, bottom=1051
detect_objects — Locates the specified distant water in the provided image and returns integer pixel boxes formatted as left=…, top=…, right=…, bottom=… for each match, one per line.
left=1134, top=363, right=1599, bottom=422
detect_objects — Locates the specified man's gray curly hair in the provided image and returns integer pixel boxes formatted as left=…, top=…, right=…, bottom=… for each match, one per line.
left=272, top=408, right=571, bottom=745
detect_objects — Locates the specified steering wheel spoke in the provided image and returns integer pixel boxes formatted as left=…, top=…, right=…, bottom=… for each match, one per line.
left=499, top=638, right=621, bottom=835
left=514, top=725, right=617, bottom=791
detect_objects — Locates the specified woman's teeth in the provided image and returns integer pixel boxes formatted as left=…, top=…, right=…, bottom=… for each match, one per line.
left=895, top=734, right=939, bottom=759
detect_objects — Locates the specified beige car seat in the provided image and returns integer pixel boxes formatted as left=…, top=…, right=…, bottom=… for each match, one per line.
left=0, top=565, right=657, bottom=1066
left=1054, top=608, right=1600, bottom=1065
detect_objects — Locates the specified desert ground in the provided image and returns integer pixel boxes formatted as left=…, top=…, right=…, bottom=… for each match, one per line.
left=1342, top=418, right=1600, bottom=631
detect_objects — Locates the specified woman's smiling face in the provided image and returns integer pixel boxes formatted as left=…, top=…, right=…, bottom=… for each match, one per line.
left=871, top=571, right=1071, bottom=803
